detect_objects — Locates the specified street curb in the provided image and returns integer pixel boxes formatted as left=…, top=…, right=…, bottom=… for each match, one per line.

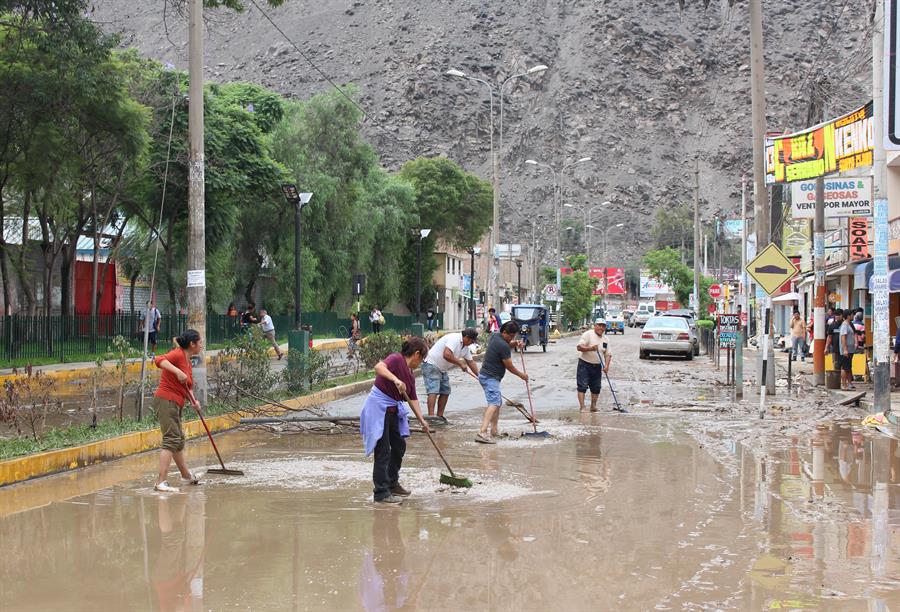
left=0, top=339, right=350, bottom=395
left=0, top=375, right=375, bottom=488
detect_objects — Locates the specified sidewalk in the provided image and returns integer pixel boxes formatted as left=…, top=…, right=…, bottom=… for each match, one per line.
left=739, top=341, right=899, bottom=412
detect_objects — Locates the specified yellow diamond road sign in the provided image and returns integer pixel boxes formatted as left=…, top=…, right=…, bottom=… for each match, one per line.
left=746, top=243, right=799, bottom=296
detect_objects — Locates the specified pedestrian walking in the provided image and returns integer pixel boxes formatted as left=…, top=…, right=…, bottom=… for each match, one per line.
left=140, top=301, right=162, bottom=354
left=370, top=307, right=384, bottom=334
left=576, top=319, right=614, bottom=412
left=487, top=307, right=500, bottom=333
left=790, top=309, right=807, bottom=362
left=241, top=302, right=259, bottom=331
left=422, top=328, right=479, bottom=417
left=360, top=338, right=430, bottom=504
left=475, top=321, right=527, bottom=444
left=426, top=307, right=436, bottom=332
left=838, top=311, right=857, bottom=390
left=258, top=308, right=283, bottom=359
left=348, top=312, right=361, bottom=358
left=153, top=330, right=203, bottom=493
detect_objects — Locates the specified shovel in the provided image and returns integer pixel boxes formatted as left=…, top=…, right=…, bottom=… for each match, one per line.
left=400, top=390, right=471, bottom=488
left=186, top=387, right=244, bottom=476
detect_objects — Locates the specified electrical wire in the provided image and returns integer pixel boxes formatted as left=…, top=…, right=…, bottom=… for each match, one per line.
left=137, top=79, right=179, bottom=419
left=245, top=0, right=372, bottom=123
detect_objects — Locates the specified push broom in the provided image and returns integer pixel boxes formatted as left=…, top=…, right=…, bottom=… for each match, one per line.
left=596, top=349, right=627, bottom=413
left=400, top=390, right=471, bottom=488
left=520, top=351, right=550, bottom=438
left=186, top=387, right=244, bottom=476
left=464, top=370, right=538, bottom=424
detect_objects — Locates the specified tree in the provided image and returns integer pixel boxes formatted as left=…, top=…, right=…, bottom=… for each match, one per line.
left=397, top=156, right=492, bottom=310
left=643, top=247, right=715, bottom=314
left=560, top=254, right=593, bottom=328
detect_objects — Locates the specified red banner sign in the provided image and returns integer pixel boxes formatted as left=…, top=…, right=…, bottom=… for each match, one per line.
left=606, top=267, right=625, bottom=295
left=848, top=217, right=869, bottom=261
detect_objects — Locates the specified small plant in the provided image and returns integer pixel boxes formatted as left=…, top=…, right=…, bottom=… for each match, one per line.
left=476, top=330, right=492, bottom=353
left=106, top=335, right=140, bottom=421
left=358, top=330, right=403, bottom=368
left=283, top=349, right=332, bottom=394
left=0, top=372, right=61, bottom=441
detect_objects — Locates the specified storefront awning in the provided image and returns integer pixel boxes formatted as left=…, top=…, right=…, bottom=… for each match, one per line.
left=855, top=255, right=900, bottom=292
left=772, top=292, right=800, bottom=303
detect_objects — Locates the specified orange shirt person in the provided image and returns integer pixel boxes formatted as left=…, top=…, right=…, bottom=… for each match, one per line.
left=153, top=329, right=204, bottom=493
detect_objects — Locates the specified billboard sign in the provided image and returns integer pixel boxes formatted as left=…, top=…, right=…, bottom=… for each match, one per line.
left=789, top=177, right=872, bottom=218
left=639, top=272, right=671, bottom=297
left=765, top=102, right=874, bottom=184
left=589, top=267, right=605, bottom=296
left=606, top=267, right=625, bottom=295
left=782, top=218, right=811, bottom=257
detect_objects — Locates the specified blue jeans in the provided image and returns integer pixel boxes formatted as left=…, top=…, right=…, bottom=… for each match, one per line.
left=422, top=362, right=451, bottom=395
left=791, top=336, right=807, bottom=360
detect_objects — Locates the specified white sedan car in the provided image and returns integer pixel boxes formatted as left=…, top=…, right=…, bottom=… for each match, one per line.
left=639, top=316, right=694, bottom=360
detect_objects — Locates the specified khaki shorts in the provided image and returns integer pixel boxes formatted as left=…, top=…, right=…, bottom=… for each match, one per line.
left=154, top=397, right=185, bottom=452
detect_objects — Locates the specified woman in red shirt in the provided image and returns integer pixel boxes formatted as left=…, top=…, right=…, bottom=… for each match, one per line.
left=153, top=329, right=203, bottom=493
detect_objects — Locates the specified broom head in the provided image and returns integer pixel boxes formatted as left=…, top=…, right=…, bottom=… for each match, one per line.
left=206, top=468, right=245, bottom=476
left=440, top=472, right=473, bottom=488
left=523, top=431, right=551, bottom=439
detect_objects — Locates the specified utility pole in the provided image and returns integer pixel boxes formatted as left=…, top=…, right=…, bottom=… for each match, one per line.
left=693, top=160, right=700, bottom=312
left=813, top=177, right=826, bottom=387
left=187, top=0, right=207, bottom=406
left=873, top=0, right=890, bottom=414
left=741, top=173, right=749, bottom=347
left=749, top=0, right=772, bottom=396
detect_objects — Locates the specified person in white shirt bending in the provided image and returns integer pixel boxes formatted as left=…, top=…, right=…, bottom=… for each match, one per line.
left=421, top=328, right=480, bottom=417
left=258, top=309, right=283, bottom=360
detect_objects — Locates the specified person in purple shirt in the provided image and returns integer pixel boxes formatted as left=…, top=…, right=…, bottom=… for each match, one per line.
left=360, top=337, right=430, bottom=504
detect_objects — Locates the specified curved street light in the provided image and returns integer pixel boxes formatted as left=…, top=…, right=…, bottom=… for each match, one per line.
left=524, top=157, right=594, bottom=288
left=447, top=64, right=549, bottom=310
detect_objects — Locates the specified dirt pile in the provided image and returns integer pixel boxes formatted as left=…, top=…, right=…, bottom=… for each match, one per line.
left=90, top=0, right=874, bottom=262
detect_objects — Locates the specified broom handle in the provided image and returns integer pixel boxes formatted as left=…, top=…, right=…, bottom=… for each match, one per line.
left=465, top=370, right=536, bottom=423
left=186, top=386, right=228, bottom=471
left=520, top=350, right=538, bottom=433
left=400, top=389, right=455, bottom=478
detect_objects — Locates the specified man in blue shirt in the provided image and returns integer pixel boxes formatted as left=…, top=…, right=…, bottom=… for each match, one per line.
left=475, top=321, right=528, bottom=444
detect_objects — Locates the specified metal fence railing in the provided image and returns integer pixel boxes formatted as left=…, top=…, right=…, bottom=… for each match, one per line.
left=0, top=311, right=445, bottom=364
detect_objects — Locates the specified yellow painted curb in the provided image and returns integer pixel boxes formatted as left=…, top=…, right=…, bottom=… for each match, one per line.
left=0, top=376, right=375, bottom=488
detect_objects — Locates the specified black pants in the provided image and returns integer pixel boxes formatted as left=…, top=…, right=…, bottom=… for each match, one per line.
left=372, top=322, right=382, bottom=333
left=373, top=411, right=406, bottom=501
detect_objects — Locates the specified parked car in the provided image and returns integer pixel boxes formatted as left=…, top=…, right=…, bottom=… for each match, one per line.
left=659, top=309, right=700, bottom=356
left=630, top=302, right=656, bottom=327
left=605, top=308, right=626, bottom=334
left=639, top=316, right=695, bottom=360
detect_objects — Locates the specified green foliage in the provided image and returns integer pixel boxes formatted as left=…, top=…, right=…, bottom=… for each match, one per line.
left=213, top=328, right=277, bottom=399
left=696, top=319, right=714, bottom=329
left=283, top=348, right=331, bottom=394
left=105, top=335, right=140, bottom=421
left=643, top=247, right=715, bottom=312
left=560, top=254, right=594, bottom=327
left=358, top=331, right=403, bottom=369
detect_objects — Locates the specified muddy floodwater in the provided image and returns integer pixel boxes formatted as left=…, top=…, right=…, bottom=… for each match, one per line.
left=2, top=335, right=900, bottom=610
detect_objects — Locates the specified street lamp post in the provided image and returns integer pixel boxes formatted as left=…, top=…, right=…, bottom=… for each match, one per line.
left=525, top=157, right=593, bottom=290
left=515, top=259, right=523, bottom=304
left=415, top=229, right=432, bottom=322
left=446, top=64, right=548, bottom=310
left=282, top=185, right=313, bottom=330
left=467, top=246, right=480, bottom=323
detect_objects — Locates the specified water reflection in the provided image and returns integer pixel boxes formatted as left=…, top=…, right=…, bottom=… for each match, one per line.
left=359, top=509, right=408, bottom=612
left=150, top=493, right=206, bottom=612
left=737, top=420, right=900, bottom=609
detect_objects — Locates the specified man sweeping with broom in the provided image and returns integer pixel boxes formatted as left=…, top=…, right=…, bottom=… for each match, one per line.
left=475, top=321, right=528, bottom=444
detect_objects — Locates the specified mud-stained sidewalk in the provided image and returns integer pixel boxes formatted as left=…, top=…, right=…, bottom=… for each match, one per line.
left=1, top=334, right=899, bottom=610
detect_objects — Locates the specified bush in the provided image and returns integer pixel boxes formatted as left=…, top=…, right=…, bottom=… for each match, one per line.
left=283, top=349, right=332, bottom=393
left=696, top=319, right=715, bottom=329
left=359, top=331, right=403, bottom=368
left=212, top=328, right=277, bottom=401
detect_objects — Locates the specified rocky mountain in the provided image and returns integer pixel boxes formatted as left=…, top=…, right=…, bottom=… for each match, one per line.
left=89, top=0, right=875, bottom=267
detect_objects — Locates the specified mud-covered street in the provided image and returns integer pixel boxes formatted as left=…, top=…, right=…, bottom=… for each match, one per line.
left=2, top=334, right=899, bottom=611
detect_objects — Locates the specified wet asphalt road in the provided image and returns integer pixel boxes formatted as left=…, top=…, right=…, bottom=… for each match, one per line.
left=2, top=332, right=899, bottom=610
